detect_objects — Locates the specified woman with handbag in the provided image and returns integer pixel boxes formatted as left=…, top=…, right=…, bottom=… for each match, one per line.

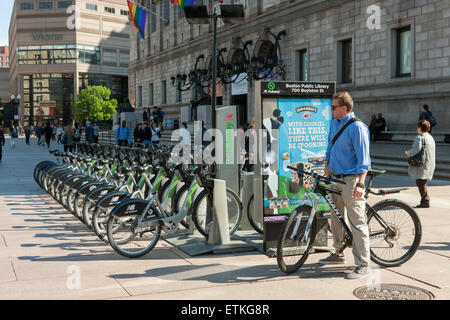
left=405, top=120, right=436, bottom=208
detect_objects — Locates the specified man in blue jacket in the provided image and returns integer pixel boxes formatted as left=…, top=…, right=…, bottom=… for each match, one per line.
left=115, top=120, right=131, bottom=146
left=319, top=91, right=372, bottom=280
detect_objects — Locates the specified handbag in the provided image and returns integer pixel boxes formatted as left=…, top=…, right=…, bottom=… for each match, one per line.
left=408, top=136, right=426, bottom=167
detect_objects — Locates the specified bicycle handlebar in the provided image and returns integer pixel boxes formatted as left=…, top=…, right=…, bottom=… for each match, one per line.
left=287, top=165, right=346, bottom=185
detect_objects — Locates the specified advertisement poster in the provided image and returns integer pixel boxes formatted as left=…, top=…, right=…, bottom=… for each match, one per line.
left=263, top=98, right=332, bottom=219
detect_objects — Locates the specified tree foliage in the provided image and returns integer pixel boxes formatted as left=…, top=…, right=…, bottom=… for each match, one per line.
left=73, top=86, right=117, bottom=122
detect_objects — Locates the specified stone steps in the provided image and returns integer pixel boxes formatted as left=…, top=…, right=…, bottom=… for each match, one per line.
left=371, top=155, right=450, bottom=181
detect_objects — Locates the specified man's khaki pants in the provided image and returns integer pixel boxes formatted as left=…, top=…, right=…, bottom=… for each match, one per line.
left=330, top=175, right=371, bottom=267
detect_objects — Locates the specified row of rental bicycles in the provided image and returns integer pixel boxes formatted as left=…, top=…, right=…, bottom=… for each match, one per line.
left=33, top=142, right=422, bottom=274
left=33, top=143, right=244, bottom=258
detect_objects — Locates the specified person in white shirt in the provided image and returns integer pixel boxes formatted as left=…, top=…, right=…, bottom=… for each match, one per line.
left=56, top=125, right=64, bottom=144
left=151, top=122, right=161, bottom=145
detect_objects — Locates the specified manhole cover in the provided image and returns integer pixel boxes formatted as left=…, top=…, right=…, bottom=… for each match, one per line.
left=353, top=283, right=434, bottom=300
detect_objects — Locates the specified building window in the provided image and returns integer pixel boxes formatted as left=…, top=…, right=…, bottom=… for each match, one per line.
left=163, top=0, right=170, bottom=25
left=151, top=2, right=157, bottom=32
left=161, top=80, right=166, bottom=105
left=396, top=27, right=411, bottom=77
left=105, top=7, right=115, bottom=14
left=39, top=2, right=53, bottom=9
left=137, top=86, right=143, bottom=108
left=20, top=3, right=34, bottom=10
left=338, top=39, right=353, bottom=84
left=58, top=1, right=73, bottom=8
left=120, top=10, right=129, bottom=16
left=149, top=83, right=154, bottom=105
left=17, top=44, right=100, bottom=65
left=86, top=3, right=97, bottom=11
left=297, top=49, right=308, bottom=81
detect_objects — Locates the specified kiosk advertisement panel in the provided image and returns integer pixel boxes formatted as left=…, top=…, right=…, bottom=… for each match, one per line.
left=254, top=81, right=336, bottom=252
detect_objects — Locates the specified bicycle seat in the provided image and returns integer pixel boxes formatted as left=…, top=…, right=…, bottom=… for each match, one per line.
left=367, top=168, right=386, bottom=176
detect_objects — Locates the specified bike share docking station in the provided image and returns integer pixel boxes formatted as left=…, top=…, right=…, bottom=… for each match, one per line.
left=253, top=80, right=336, bottom=257
left=160, top=105, right=259, bottom=256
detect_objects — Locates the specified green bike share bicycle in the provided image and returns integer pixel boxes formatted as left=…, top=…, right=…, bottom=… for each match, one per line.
left=277, top=166, right=422, bottom=274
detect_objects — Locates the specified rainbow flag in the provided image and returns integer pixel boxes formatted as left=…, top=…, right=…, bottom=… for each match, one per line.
left=127, top=0, right=147, bottom=39
left=170, top=0, right=195, bottom=9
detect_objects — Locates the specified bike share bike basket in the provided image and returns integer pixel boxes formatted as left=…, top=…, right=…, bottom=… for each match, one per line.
left=353, top=283, right=434, bottom=300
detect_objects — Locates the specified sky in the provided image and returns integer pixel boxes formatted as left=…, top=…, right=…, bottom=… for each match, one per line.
left=0, top=0, right=14, bottom=47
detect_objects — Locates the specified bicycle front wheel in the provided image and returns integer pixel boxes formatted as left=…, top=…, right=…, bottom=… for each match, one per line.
left=107, top=202, right=162, bottom=258
left=368, top=199, right=422, bottom=267
left=277, top=205, right=317, bottom=274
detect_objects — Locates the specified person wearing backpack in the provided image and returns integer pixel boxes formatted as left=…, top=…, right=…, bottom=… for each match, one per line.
left=115, top=120, right=131, bottom=146
left=319, top=91, right=372, bottom=280
left=419, top=104, right=436, bottom=133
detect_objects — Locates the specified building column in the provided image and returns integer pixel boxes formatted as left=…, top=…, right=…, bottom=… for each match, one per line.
left=74, top=70, right=79, bottom=99
left=18, top=74, right=24, bottom=127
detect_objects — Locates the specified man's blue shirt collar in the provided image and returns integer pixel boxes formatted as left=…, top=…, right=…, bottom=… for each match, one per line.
left=337, top=112, right=355, bottom=124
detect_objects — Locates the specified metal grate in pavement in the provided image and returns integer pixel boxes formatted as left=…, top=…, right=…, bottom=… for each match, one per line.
left=353, top=283, right=434, bottom=300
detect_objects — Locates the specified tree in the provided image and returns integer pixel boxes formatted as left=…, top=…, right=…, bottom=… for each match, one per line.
left=72, top=86, right=117, bottom=122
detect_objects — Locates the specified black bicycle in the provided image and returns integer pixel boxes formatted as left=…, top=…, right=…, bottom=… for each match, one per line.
left=277, top=166, right=422, bottom=274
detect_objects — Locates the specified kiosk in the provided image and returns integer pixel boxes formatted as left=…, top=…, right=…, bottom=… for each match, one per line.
left=253, top=81, right=336, bottom=255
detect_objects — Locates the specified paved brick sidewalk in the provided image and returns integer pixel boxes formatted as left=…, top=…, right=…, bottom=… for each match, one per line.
left=0, top=137, right=448, bottom=300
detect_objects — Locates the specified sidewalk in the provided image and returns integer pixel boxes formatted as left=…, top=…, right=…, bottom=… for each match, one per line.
left=0, top=137, right=449, bottom=300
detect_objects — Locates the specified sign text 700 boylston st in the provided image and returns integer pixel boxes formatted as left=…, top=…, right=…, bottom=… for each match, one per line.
left=261, top=81, right=335, bottom=96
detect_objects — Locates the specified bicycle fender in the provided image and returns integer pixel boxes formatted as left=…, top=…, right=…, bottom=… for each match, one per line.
left=94, top=191, right=129, bottom=209
left=110, top=198, right=152, bottom=217
left=69, top=177, right=95, bottom=191
left=76, top=181, right=106, bottom=197
left=86, top=186, right=116, bottom=202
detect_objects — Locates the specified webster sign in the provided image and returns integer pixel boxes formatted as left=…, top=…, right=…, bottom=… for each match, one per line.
left=32, top=33, right=64, bottom=41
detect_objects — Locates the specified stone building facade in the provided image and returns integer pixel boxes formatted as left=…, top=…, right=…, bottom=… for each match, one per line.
left=9, top=0, right=130, bottom=126
left=129, top=0, right=450, bottom=131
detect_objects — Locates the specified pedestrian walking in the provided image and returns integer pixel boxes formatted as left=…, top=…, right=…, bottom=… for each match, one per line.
left=133, top=123, right=144, bottom=144
left=419, top=104, right=436, bottom=133
left=85, top=121, right=95, bottom=144
left=0, top=126, right=5, bottom=163
left=52, top=125, right=56, bottom=141
left=158, top=107, right=165, bottom=128
left=9, top=126, right=17, bottom=148
left=73, top=123, right=81, bottom=152
left=25, top=126, right=31, bottom=145
left=93, top=122, right=99, bottom=143
left=115, top=120, right=131, bottom=146
left=35, top=125, right=41, bottom=145
left=63, top=122, right=75, bottom=153
left=320, top=91, right=372, bottom=280
left=142, top=122, right=152, bottom=148
left=44, top=122, right=53, bottom=148
left=405, top=120, right=436, bottom=208
left=56, top=125, right=64, bottom=144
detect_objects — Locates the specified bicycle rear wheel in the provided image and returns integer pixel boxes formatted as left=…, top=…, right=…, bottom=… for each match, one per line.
left=277, top=205, right=317, bottom=274
left=192, top=188, right=242, bottom=238
left=368, top=199, right=422, bottom=267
